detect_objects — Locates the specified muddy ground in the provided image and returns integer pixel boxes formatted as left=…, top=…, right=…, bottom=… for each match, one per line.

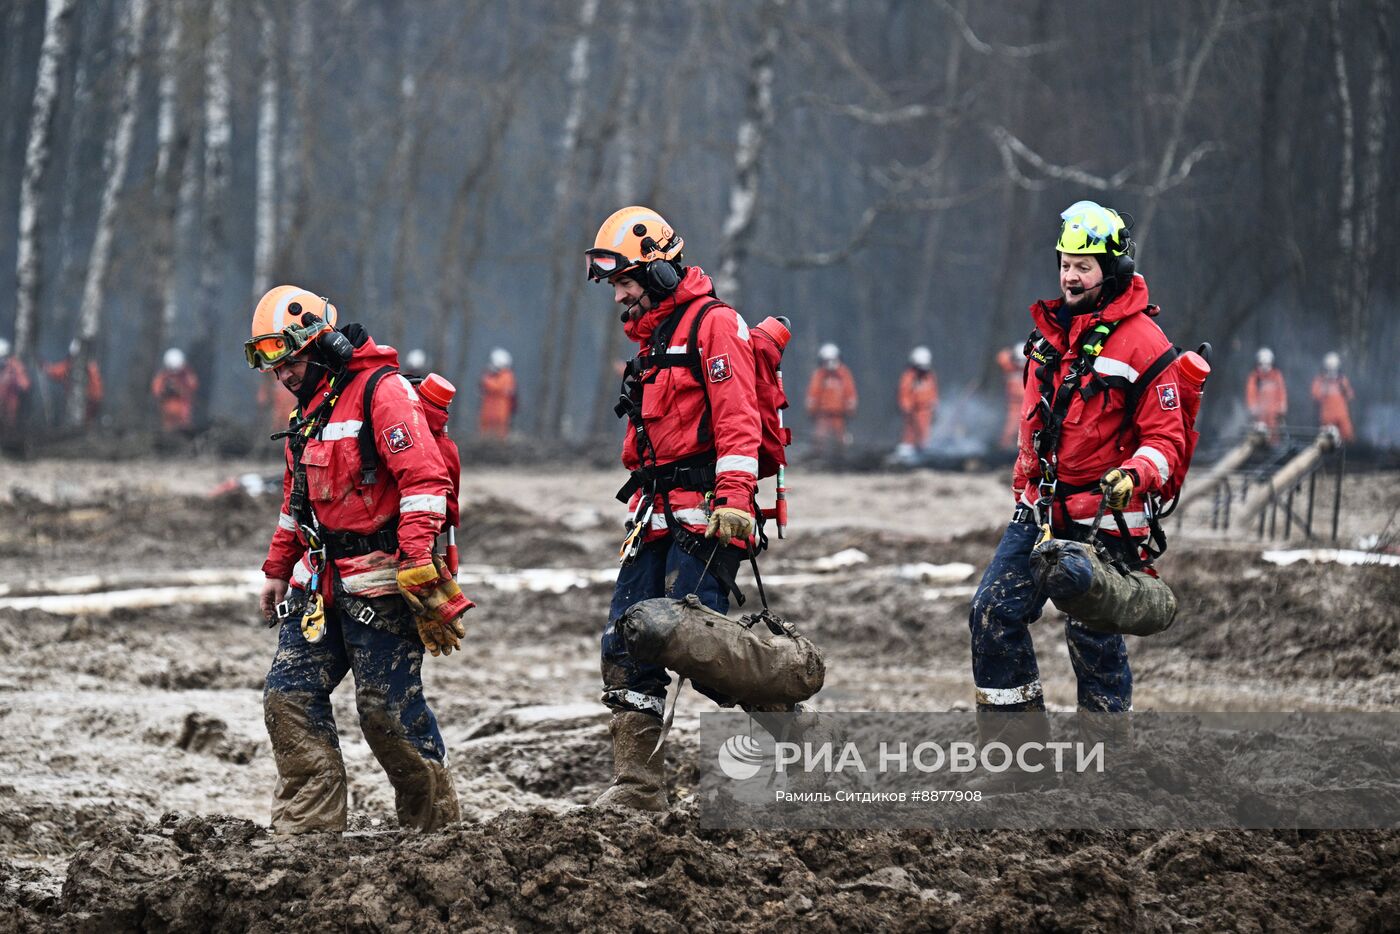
left=0, top=458, right=1397, bottom=931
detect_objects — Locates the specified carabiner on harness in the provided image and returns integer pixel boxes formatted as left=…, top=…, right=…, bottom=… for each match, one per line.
left=619, top=499, right=655, bottom=566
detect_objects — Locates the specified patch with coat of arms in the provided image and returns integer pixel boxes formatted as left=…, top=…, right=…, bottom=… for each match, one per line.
left=1157, top=383, right=1180, bottom=411
left=707, top=354, right=731, bottom=383
left=382, top=422, right=414, bottom=453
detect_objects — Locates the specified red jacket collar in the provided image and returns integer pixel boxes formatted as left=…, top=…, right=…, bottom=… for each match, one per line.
left=1030, top=275, right=1151, bottom=354
left=623, top=266, right=717, bottom=346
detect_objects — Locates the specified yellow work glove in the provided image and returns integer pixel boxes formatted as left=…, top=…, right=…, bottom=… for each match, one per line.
left=396, top=556, right=474, bottom=657
left=705, top=506, right=754, bottom=541
left=1100, top=468, right=1136, bottom=510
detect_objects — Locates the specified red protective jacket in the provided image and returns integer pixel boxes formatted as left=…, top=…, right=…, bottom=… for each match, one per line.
left=262, top=337, right=451, bottom=599
left=1013, top=276, right=1188, bottom=537
left=621, top=266, right=761, bottom=542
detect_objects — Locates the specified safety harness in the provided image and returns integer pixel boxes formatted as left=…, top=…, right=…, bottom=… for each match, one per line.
left=1025, top=308, right=1179, bottom=568
left=271, top=365, right=402, bottom=635
left=614, top=296, right=769, bottom=608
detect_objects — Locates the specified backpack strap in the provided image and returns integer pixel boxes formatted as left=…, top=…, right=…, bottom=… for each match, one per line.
left=683, top=300, right=726, bottom=445
left=1117, top=345, right=1180, bottom=431
left=356, top=365, right=399, bottom=487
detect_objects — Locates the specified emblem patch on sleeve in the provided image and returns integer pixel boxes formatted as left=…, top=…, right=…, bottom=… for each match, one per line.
left=1157, top=383, right=1180, bottom=411
left=382, top=422, right=414, bottom=453
left=707, top=354, right=731, bottom=383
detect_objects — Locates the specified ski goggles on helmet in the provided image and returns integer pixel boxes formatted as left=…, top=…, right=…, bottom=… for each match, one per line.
left=243, top=317, right=329, bottom=371
left=585, top=248, right=639, bottom=283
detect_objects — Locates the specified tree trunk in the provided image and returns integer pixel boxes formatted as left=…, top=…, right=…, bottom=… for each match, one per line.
left=14, top=0, right=77, bottom=362
left=192, top=0, right=231, bottom=424
left=251, top=3, right=279, bottom=299
left=536, top=0, right=601, bottom=435
left=713, top=0, right=785, bottom=303
left=274, top=0, right=313, bottom=274
left=69, top=0, right=150, bottom=426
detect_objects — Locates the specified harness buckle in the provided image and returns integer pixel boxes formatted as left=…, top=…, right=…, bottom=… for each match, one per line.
left=353, top=603, right=377, bottom=626
left=275, top=599, right=292, bottom=621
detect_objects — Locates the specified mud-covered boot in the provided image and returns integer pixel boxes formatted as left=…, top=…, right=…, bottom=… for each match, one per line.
left=595, top=711, right=668, bottom=812
left=746, top=703, right=838, bottom=795
left=965, top=708, right=1059, bottom=795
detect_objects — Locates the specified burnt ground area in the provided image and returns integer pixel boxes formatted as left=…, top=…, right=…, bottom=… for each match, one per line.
left=0, top=460, right=1396, bottom=931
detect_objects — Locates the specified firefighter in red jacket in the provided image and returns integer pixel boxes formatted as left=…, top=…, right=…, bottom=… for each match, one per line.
left=968, top=201, right=1188, bottom=782
left=1245, top=347, right=1287, bottom=442
left=585, top=206, right=761, bottom=811
left=1312, top=351, right=1355, bottom=443
left=245, top=284, right=471, bottom=834
left=151, top=348, right=199, bottom=434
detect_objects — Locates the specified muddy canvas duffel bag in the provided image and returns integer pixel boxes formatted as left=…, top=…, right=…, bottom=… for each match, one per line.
left=1030, top=538, right=1178, bottom=636
left=620, top=594, right=826, bottom=707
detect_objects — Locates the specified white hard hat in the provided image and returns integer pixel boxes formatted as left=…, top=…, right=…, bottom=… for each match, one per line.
left=163, top=347, right=185, bottom=370
left=0, top=338, right=9, bottom=358
left=818, top=343, right=840, bottom=362
left=1323, top=351, right=1341, bottom=372
left=69, top=339, right=81, bottom=356
left=1256, top=347, right=1274, bottom=368
left=490, top=347, right=512, bottom=369
left=909, top=346, right=932, bottom=368
left=404, top=349, right=428, bottom=371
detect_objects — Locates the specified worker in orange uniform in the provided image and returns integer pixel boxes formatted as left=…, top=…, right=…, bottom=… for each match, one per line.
left=151, top=348, right=199, bottom=434
left=1245, top=347, right=1287, bottom=443
left=995, top=344, right=1027, bottom=450
left=43, top=340, right=103, bottom=425
left=806, top=343, right=857, bottom=447
left=1311, top=351, right=1355, bottom=443
left=896, top=346, right=938, bottom=457
left=478, top=348, right=517, bottom=439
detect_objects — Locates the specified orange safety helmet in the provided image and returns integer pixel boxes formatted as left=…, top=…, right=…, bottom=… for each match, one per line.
left=585, top=205, right=684, bottom=283
left=244, top=284, right=339, bottom=370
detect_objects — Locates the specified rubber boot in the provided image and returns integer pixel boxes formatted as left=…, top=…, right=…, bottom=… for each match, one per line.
left=966, top=708, right=1059, bottom=795
left=595, top=711, right=668, bottom=812
left=264, top=691, right=349, bottom=833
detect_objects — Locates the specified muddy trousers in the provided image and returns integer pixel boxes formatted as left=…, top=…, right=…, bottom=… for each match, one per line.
left=601, top=535, right=740, bottom=717
left=263, top=592, right=459, bottom=833
left=968, top=520, right=1132, bottom=713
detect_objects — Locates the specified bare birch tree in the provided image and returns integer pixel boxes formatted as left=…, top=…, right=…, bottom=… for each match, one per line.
left=252, top=3, right=279, bottom=299
left=69, top=0, right=151, bottom=426
left=14, top=0, right=77, bottom=361
left=536, top=0, right=600, bottom=435
left=714, top=0, right=785, bottom=303
left=193, top=0, right=231, bottom=416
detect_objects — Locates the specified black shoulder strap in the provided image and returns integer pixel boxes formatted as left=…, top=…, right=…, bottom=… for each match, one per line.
left=684, top=300, right=726, bottom=445
left=1116, top=345, right=1180, bottom=438
left=645, top=297, right=724, bottom=373
left=357, top=366, right=399, bottom=487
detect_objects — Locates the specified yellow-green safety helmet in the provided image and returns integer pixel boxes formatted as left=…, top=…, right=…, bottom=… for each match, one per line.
left=1056, top=200, right=1131, bottom=256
